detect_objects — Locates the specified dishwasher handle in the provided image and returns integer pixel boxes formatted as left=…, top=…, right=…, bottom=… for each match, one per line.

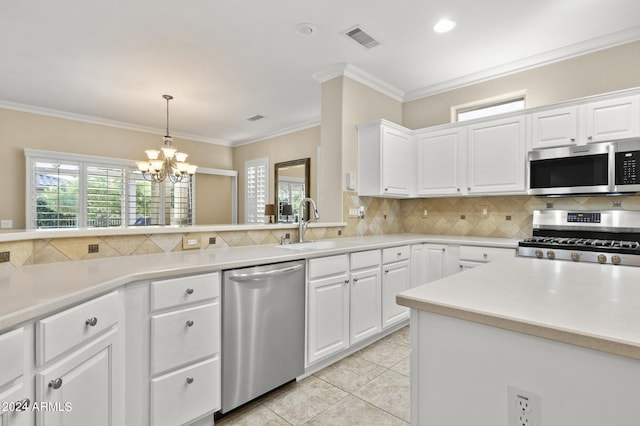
left=227, top=264, right=303, bottom=282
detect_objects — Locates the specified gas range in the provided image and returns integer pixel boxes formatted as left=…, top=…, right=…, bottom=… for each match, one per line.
left=518, top=210, right=640, bottom=266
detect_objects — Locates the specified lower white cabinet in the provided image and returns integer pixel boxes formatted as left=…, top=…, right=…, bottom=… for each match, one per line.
left=0, top=327, right=30, bottom=426
left=459, top=245, right=515, bottom=270
left=33, top=291, right=124, bottom=426
left=307, top=255, right=350, bottom=365
left=125, top=272, right=221, bottom=426
left=0, top=385, right=31, bottom=426
left=382, top=246, right=411, bottom=329
left=412, top=244, right=460, bottom=286
left=349, top=251, right=382, bottom=345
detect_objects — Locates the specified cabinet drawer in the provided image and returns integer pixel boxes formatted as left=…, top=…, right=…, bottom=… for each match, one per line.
left=36, top=291, right=119, bottom=365
left=0, top=328, right=24, bottom=388
left=350, top=250, right=381, bottom=270
left=151, top=302, right=219, bottom=375
left=151, top=357, right=220, bottom=426
left=382, top=245, right=410, bottom=264
left=459, top=246, right=514, bottom=263
left=309, top=254, right=349, bottom=279
left=151, top=272, right=219, bottom=311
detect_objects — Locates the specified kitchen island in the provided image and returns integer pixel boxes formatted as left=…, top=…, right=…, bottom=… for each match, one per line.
left=397, top=256, right=640, bottom=425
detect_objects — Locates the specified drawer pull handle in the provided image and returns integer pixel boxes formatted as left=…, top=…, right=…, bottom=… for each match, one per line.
left=397, top=252, right=401, bottom=256
left=85, top=317, right=98, bottom=327
left=186, top=320, right=194, bottom=327
left=483, top=253, right=488, bottom=258
left=186, top=376, right=194, bottom=384
left=186, top=288, right=194, bottom=295
left=49, top=378, right=63, bottom=389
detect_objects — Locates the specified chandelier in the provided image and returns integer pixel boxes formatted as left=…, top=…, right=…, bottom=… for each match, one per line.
left=136, top=95, right=197, bottom=183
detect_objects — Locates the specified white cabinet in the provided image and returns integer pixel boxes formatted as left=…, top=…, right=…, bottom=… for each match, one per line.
left=307, top=255, right=350, bottom=365
left=34, top=291, right=124, bottom=426
left=458, top=245, right=515, bottom=270
left=530, top=106, right=578, bottom=149
left=349, top=250, right=382, bottom=345
left=381, top=246, right=411, bottom=329
left=467, top=115, right=527, bottom=194
left=584, top=95, right=640, bottom=143
left=125, top=272, right=220, bottom=426
left=416, top=127, right=465, bottom=196
left=530, top=95, right=640, bottom=149
left=0, top=328, right=30, bottom=426
left=411, top=244, right=460, bottom=287
left=358, top=120, right=413, bottom=197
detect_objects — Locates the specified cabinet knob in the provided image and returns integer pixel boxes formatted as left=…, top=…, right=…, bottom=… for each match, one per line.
left=467, top=187, right=471, bottom=191
left=353, top=277, right=358, bottom=283
left=15, top=398, right=30, bottom=410
left=384, top=270, right=389, bottom=274
left=457, top=188, right=460, bottom=192
left=384, top=187, right=389, bottom=192
left=483, top=253, right=488, bottom=258
left=85, top=317, right=98, bottom=327
left=186, top=376, right=194, bottom=384
left=442, top=248, right=446, bottom=252
left=570, top=138, right=576, bottom=142
left=186, top=288, right=194, bottom=295
left=344, top=279, right=350, bottom=285
left=186, top=320, right=194, bottom=327
left=588, top=136, right=593, bottom=140
left=49, top=378, right=63, bottom=389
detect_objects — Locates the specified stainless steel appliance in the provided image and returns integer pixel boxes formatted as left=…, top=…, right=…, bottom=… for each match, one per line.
left=221, top=260, right=305, bottom=413
left=518, top=210, right=640, bottom=266
left=527, top=139, right=640, bottom=195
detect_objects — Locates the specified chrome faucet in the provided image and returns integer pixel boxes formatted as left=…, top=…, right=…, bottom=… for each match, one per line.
left=298, top=197, right=319, bottom=243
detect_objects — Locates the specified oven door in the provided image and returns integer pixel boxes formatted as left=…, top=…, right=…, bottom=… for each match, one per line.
left=528, top=144, right=613, bottom=195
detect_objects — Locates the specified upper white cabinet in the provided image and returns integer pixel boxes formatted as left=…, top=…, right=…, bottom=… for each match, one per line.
left=416, top=127, right=465, bottom=196
left=358, top=120, right=413, bottom=197
left=530, top=94, right=640, bottom=149
left=584, top=95, right=640, bottom=143
left=466, top=115, right=527, bottom=194
left=530, top=106, right=579, bottom=149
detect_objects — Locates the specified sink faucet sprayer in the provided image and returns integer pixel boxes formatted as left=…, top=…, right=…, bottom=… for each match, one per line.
left=298, top=197, right=319, bottom=243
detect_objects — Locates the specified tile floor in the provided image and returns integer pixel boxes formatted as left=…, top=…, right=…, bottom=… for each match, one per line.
left=217, top=326, right=411, bottom=425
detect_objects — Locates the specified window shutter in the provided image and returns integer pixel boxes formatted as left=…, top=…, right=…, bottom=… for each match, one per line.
left=128, top=171, right=162, bottom=226
left=166, top=180, right=194, bottom=226
left=86, top=165, right=125, bottom=227
left=33, top=161, right=81, bottom=229
left=245, top=158, right=268, bottom=223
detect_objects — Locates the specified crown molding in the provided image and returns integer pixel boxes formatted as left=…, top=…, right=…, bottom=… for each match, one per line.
left=0, top=100, right=232, bottom=146
left=232, top=118, right=321, bottom=146
left=313, top=63, right=405, bottom=102
left=404, top=26, right=640, bottom=101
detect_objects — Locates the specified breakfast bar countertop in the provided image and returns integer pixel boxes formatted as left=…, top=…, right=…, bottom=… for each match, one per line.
left=397, top=256, right=640, bottom=360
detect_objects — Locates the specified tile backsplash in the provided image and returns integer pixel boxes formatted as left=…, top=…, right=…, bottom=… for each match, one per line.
left=3, top=192, right=640, bottom=266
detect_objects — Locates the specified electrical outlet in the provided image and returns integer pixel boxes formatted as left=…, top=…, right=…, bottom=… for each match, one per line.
left=0, top=219, right=12, bottom=229
left=481, top=205, right=489, bottom=218
left=508, top=386, right=541, bottom=426
left=182, top=236, right=201, bottom=249
left=209, top=237, right=216, bottom=245
left=88, top=244, right=99, bottom=253
left=0, top=251, right=10, bottom=263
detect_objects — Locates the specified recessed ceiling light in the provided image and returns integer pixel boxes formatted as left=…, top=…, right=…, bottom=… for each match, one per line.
left=433, top=18, right=456, bottom=33
left=295, top=23, right=318, bottom=37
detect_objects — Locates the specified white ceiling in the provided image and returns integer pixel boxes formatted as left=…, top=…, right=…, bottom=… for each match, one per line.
left=2, top=0, right=640, bottom=146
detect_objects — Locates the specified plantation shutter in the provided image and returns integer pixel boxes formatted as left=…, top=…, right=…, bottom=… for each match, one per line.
left=127, top=171, right=162, bottom=225
left=86, top=165, right=125, bottom=227
left=33, top=160, right=81, bottom=229
left=166, top=179, right=194, bottom=225
left=245, top=158, right=268, bottom=223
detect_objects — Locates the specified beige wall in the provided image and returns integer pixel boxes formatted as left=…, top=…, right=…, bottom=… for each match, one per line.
left=232, top=125, right=320, bottom=222
left=195, top=174, right=233, bottom=224
left=403, top=40, right=640, bottom=129
left=319, top=76, right=403, bottom=222
left=1, top=108, right=233, bottom=229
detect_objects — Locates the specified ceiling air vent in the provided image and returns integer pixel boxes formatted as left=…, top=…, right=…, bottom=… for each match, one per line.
left=344, top=26, right=380, bottom=49
left=246, top=114, right=265, bottom=122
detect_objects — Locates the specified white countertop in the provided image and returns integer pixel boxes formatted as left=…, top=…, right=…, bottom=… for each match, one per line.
left=0, top=234, right=517, bottom=331
left=398, top=257, right=640, bottom=360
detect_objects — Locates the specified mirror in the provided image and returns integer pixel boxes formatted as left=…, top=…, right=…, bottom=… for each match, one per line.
left=274, top=158, right=310, bottom=223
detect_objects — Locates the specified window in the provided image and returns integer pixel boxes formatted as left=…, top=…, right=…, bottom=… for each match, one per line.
left=26, top=149, right=194, bottom=229
left=244, top=157, right=268, bottom=223
left=455, top=95, right=525, bottom=122
left=278, top=178, right=305, bottom=222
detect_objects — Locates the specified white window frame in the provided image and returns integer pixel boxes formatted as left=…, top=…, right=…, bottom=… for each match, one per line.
left=452, top=91, right=526, bottom=122
left=244, top=157, right=269, bottom=224
left=24, top=149, right=195, bottom=229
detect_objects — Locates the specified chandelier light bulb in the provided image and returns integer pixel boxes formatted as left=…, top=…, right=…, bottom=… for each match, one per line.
left=175, top=152, right=188, bottom=162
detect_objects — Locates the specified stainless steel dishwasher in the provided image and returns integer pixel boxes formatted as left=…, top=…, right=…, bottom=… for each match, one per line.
left=221, top=260, right=305, bottom=413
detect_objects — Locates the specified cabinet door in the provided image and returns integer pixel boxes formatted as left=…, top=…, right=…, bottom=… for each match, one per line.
left=0, top=385, right=32, bottom=426
left=349, top=267, right=381, bottom=345
left=416, top=128, right=465, bottom=196
left=584, top=96, right=640, bottom=143
left=307, top=274, right=349, bottom=364
left=381, top=126, right=412, bottom=196
left=467, top=116, right=526, bottom=194
left=36, top=334, right=114, bottom=426
left=530, top=106, right=578, bottom=149
left=381, top=260, right=410, bottom=329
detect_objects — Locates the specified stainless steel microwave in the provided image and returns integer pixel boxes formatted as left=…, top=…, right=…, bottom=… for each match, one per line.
left=528, top=140, right=640, bottom=195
